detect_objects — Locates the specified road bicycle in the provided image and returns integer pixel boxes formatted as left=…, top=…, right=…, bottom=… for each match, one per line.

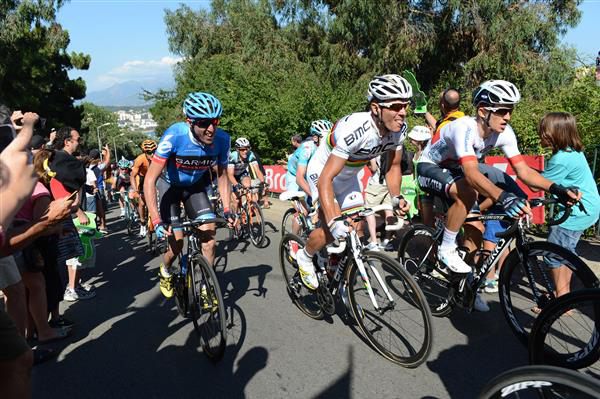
left=115, top=191, right=138, bottom=236
left=398, top=197, right=599, bottom=347
left=280, top=190, right=314, bottom=239
left=478, top=365, right=600, bottom=399
left=529, top=288, right=600, bottom=371
left=171, top=216, right=228, bottom=362
left=230, top=183, right=265, bottom=247
left=279, top=207, right=433, bottom=367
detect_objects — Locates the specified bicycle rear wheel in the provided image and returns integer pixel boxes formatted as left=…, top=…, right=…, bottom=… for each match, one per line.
left=347, top=251, right=433, bottom=367
left=247, top=201, right=265, bottom=247
left=397, top=224, right=453, bottom=317
left=529, top=288, right=600, bottom=371
left=499, top=241, right=600, bottom=347
left=478, top=365, right=600, bottom=399
left=279, top=234, right=323, bottom=320
left=189, top=254, right=226, bottom=362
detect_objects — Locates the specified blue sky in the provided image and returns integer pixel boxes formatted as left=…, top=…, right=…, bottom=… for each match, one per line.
left=57, top=0, right=600, bottom=94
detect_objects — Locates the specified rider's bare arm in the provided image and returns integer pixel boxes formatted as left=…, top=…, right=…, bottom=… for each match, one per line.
left=250, top=161, right=264, bottom=182
left=462, top=160, right=504, bottom=201
left=317, top=154, right=347, bottom=224
left=384, top=149, right=403, bottom=198
left=144, top=160, right=166, bottom=224
left=295, top=164, right=311, bottom=194
left=511, top=160, right=553, bottom=192
left=217, top=164, right=231, bottom=211
left=227, top=166, right=238, bottom=186
left=130, top=163, right=140, bottom=192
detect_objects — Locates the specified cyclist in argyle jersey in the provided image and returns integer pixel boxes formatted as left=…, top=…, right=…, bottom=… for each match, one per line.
left=296, top=75, right=412, bottom=290
left=416, top=80, right=581, bottom=275
left=227, top=137, right=265, bottom=210
left=144, top=92, right=232, bottom=298
left=286, top=119, right=332, bottom=236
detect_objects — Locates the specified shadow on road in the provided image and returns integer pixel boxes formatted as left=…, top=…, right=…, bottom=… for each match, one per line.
left=426, top=301, right=527, bottom=399
left=32, top=206, right=271, bottom=398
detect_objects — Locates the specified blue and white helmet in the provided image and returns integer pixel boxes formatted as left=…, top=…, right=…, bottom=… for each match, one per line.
left=183, top=92, right=222, bottom=119
left=472, top=80, right=521, bottom=107
left=310, top=120, right=333, bottom=137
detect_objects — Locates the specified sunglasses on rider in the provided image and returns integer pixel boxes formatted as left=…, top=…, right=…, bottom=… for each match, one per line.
left=238, top=147, right=249, bottom=152
left=379, top=102, right=410, bottom=112
left=485, top=107, right=513, bottom=116
left=193, top=118, right=220, bottom=129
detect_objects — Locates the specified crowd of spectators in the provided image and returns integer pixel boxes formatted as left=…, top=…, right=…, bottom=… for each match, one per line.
left=0, top=103, right=110, bottom=398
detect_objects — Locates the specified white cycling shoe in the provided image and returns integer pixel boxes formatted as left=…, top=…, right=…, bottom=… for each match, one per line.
left=296, top=249, right=319, bottom=290
left=438, top=247, right=472, bottom=274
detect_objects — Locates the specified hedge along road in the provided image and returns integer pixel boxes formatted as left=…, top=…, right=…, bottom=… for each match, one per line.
left=30, top=199, right=600, bottom=399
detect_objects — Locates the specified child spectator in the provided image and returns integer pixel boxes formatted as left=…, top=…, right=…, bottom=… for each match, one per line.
left=539, top=112, right=600, bottom=298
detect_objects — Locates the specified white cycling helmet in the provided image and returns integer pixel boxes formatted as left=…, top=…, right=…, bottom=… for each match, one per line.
left=367, top=74, right=413, bottom=102
left=310, top=120, right=333, bottom=137
left=472, top=80, right=521, bottom=107
left=408, top=125, right=432, bottom=142
left=235, top=137, right=250, bottom=148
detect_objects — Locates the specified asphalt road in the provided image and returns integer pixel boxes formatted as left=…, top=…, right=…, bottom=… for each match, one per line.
left=30, top=199, right=600, bottom=399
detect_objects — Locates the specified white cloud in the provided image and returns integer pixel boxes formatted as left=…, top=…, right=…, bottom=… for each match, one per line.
left=96, top=56, right=182, bottom=87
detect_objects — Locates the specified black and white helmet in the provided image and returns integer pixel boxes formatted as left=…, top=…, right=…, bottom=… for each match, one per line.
left=367, top=74, right=413, bottom=102
left=235, top=137, right=250, bottom=148
left=472, top=80, right=521, bottom=107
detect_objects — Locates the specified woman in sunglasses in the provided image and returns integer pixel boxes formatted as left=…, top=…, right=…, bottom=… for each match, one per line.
left=416, top=80, right=581, bottom=290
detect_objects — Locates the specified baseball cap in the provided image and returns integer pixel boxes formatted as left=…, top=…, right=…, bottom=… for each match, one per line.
left=408, top=126, right=432, bottom=142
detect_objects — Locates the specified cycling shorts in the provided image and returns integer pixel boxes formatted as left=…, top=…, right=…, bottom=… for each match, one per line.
left=307, top=170, right=364, bottom=214
left=416, top=162, right=526, bottom=207
left=116, top=177, right=131, bottom=190
left=156, top=174, right=214, bottom=228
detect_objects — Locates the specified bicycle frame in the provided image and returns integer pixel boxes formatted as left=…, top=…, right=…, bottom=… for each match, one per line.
left=324, top=229, right=395, bottom=314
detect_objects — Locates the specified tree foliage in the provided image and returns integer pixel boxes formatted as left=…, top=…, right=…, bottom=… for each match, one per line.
left=0, top=0, right=90, bottom=133
left=149, top=0, right=597, bottom=166
left=80, top=103, right=148, bottom=161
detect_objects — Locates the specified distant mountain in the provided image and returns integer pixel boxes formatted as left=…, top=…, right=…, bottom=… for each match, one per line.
left=84, top=78, right=175, bottom=107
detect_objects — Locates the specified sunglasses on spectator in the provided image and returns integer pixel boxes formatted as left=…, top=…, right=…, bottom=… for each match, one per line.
left=193, top=118, right=220, bottom=129
left=485, top=107, right=513, bottom=116
left=379, top=102, right=410, bottom=112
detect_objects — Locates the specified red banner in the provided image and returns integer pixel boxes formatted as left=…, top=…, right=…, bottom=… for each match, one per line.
left=484, top=155, right=545, bottom=224
left=264, top=165, right=288, bottom=193
left=266, top=155, right=545, bottom=223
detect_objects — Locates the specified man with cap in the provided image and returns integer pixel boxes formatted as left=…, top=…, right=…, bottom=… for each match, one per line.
left=88, top=146, right=110, bottom=234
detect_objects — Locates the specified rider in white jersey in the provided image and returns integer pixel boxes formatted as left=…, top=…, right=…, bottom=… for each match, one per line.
left=307, top=112, right=407, bottom=211
left=297, top=74, right=412, bottom=290
left=416, top=80, right=581, bottom=277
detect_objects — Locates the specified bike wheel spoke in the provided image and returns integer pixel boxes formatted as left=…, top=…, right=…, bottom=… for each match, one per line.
left=349, top=253, right=433, bottom=367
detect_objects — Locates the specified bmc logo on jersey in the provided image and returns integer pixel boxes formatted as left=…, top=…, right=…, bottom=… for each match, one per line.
left=355, top=141, right=397, bottom=156
left=343, top=121, right=371, bottom=146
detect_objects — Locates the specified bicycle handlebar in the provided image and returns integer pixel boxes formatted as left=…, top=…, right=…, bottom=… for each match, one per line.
left=494, top=197, right=575, bottom=239
left=179, top=217, right=229, bottom=229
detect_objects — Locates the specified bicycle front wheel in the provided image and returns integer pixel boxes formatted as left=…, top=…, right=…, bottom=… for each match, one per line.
left=281, top=208, right=296, bottom=237
left=478, top=365, right=600, bottom=399
left=189, top=254, right=227, bottom=362
left=247, top=201, right=265, bottom=247
left=279, top=234, right=323, bottom=320
left=499, top=241, right=599, bottom=347
left=397, top=224, right=453, bottom=317
left=529, top=288, right=600, bottom=371
left=347, top=251, right=433, bottom=367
